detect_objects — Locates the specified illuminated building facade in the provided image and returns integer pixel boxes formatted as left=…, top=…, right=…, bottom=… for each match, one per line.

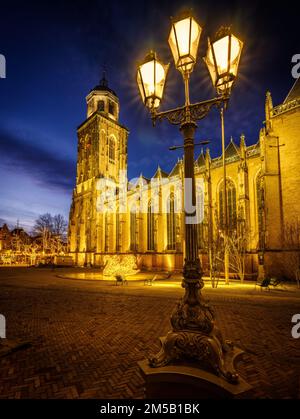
left=0, top=224, right=10, bottom=251
left=69, top=77, right=300, bottom=279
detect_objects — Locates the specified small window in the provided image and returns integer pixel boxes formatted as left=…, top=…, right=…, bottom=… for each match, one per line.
left=109, top=138, right=115, bottom=164
left=98, top=100, right=105, bottom=112
left=109, top=101, right=115, bottom=115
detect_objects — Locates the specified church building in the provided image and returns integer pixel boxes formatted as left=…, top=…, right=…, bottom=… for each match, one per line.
left=68, top=76, right=300, bottom=280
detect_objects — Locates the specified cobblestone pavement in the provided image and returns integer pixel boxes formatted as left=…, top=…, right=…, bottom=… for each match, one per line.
left=0, top=268, right=299, bottom=399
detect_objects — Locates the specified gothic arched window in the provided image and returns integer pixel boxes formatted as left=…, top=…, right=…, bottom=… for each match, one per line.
left=219, top=179, right=237, bottom=231
left=109, top=138, right=115, bottom=164
left=147, top=201, right=155, bottom=251
left=167, top=194, right=176, bottom=251
left=98, top=100, right=105, bottom=112
left=109, top=101, right=115, bottom=116
left=130, top=206, right=138, bottom=252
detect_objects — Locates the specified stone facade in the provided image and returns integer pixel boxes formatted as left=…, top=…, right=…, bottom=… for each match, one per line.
left=68, top=77, right=300, bottom=279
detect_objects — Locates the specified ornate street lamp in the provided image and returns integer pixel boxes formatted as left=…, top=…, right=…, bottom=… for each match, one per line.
left=137, top=13, right=245, bottom=387
left=137, top=51, right=169, bottom=109
left=168, top=13, right=202, bottom=75
left=204, top=27, right=243, bottom=285
left=204, top=26, right=243, bottom=95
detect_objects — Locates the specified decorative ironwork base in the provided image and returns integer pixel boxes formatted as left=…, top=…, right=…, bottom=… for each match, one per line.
left=149, top=329, right=238, bottom=384
left=149, top=274, right=239, bottom=384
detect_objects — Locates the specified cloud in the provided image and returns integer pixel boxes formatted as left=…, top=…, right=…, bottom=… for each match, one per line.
left=0, top=127, right=76, bottom=192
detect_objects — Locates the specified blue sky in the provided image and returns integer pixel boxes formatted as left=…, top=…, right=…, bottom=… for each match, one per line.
left=0, top=0, right=297, bottom=231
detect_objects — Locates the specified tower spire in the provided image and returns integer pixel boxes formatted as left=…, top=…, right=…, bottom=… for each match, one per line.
left=240, top=134, right=246, bottom=161
left=100, top=66, right=108, bottom=87
left=265, top=91, right=273, bottom=132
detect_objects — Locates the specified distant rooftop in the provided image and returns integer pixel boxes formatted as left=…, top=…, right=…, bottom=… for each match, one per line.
left=284, top=78, right=300, bottom=103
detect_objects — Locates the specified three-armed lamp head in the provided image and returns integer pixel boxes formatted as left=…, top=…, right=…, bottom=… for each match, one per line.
left=204, top=27, right=243, bottom=95
left=137, top=51, right=169, bottom=110
left=168, top=12, right=202, bottom=75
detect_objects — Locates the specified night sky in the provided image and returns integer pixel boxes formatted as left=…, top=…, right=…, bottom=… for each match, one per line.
left=0, top=0, right=298, bottom=230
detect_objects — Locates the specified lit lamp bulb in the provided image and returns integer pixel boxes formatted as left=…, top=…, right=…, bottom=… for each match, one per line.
left=208, top=35, right=240, bottom=75
left=204, top=29, right=243, bottom=94
left=168, top=14, right=202, bottom=74
left=137, top=52, right=169, bottom=109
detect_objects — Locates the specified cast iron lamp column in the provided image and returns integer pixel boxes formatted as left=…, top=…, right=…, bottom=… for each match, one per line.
left=205, top=26, right=245, bottom=286
left=136, top=12, right=243, bottom=383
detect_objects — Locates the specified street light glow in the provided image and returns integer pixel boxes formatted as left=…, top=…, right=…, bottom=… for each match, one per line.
left=137, top=52, right=169, bottom=109
left=140, top=60, right=164, bottom=94
left=209, top=35, right=240, bottom=75
left=204, top=29, right=243, bottom=94
left=168, top=14, right=202, bottom=74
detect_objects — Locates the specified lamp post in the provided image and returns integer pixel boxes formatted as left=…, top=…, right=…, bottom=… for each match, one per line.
left=204, top=26, right=244, bottom=285
left=137, top=12, right=243, bottom=384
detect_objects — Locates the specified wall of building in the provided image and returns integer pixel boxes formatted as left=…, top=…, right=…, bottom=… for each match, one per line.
left=69, top=81, right=300, bottom=281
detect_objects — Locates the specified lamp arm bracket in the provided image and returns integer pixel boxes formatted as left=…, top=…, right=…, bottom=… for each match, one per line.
left=151, top=96, right=228, bottom=126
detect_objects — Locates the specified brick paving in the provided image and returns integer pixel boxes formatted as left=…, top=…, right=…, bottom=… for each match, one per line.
left=0, top=267, right=299, bottom=399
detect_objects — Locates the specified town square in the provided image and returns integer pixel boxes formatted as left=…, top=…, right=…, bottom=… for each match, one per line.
left=0, top=0, right=299, bottom=404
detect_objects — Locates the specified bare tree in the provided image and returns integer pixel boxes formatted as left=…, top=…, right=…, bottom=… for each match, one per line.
left=10, top=235, right=23, bottom=253
left=210, top=226, right=224, bottom=289
left=202, top=211, right=225, bottom=289
left=227, top=230, right=247, bottom=282
left=53, top=214, right=67, bottom=238
left=208, top=211, right=251, bottom=285
left=32, top=213, right=54, bottom=236
left=32, top=213, right=67, bottom=255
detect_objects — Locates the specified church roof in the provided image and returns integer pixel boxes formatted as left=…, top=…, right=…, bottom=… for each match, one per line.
left=128, top=174, right=149, bottom=190
left=196, top=151, right=205, bottom=167
left=169, top=160, right=182, bottom=177
left=138, top=174, right=150, bottom=184
left=284, top=78, right=300, bottom=103
left=152, top=166, right=168, bottom=179
left=0, top=223, right=9, bottom=232
left=11, top=228, right=28, bottom=236
left=225, top=138, right=239, bottom=159
left=91, top=73, right=118, bottom=97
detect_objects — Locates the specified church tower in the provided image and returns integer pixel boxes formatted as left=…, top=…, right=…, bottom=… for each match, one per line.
left=69, top=74, right=129, bottom=266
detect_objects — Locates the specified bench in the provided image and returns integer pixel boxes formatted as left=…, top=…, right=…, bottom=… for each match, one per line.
left=144, top=274, right=158, bottom=286
left=269, top=277, right=282, bottom=288
left=115, top=275, right=128, bottom=286
left=255, top=277, right=271, bottom=291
